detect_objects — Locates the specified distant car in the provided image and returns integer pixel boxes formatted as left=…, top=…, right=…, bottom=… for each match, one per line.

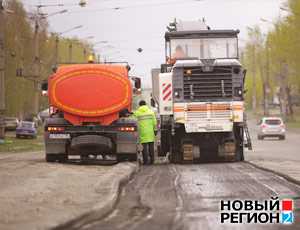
left=16, top=121, right=37, bottom=139
left=4, top=117, right=19, bottom=131
left=257, top=117, right=286, bottom=140
left=37, top=109, right=50, bottom=124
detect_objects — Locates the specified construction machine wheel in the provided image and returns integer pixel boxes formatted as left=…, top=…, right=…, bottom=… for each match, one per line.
left=170, top=125, right=185, bottom=164
left=235, top=147, right=244, bottom=162
left=170, top=151, right=182, bottom=164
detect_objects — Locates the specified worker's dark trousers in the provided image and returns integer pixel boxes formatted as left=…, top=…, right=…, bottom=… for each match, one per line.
left=142, top=142, right=154, bottom=165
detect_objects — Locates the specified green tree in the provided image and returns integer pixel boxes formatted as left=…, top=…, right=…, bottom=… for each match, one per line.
left=243, top=0, right=300, bottom=120
left=3, top=0, right=93, bottom=119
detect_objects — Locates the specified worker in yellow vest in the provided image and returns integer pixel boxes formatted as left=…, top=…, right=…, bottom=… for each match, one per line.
left=133, top=100, right=157, bottom=165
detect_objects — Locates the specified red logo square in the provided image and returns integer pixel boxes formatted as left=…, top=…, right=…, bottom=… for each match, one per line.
left=282, top=200, right=293, bottom=211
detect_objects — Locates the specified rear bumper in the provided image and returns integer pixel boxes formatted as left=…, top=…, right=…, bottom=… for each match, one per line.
left=258, top=130, right=285, bottom=137
left=44, top=131, right=138, bottom=155
left=16, top=130, right=36, bottom=135
left=259, top=134, right=285, bottom=138
left=184, top=121, right=233, bottom=133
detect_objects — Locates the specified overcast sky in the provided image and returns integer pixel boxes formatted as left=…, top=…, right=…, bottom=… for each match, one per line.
left=21, top=0, right=286, bottom=87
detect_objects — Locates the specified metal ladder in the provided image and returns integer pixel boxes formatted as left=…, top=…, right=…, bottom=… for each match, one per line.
left=244, top=121, right=252, bottom=150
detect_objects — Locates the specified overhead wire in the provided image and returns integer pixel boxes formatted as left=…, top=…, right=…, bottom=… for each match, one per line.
left=66, top=0, right=203, bottom=14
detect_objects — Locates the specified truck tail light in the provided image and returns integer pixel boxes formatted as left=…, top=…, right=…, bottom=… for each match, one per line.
left=47, top=127, right=65, bottom=132
left=118, top=127, right=136, bottom=132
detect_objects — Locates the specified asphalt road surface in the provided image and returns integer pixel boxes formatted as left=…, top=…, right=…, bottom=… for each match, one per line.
left=59, top=163, right=300, bottom=230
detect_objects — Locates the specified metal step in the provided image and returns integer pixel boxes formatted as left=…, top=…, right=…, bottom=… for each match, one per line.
left=244, top=121, right=252, bottom=150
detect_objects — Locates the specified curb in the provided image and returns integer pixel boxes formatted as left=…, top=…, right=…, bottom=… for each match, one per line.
left=246, top=161, right=300, bottom=187
left=52, top=162, right=138, bottom=230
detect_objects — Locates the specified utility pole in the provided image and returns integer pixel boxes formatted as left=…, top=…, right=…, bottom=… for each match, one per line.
left=32, top=7, right=41, bottom=114
left=279, top=61, right=289, bottom=121
left=251, top=44, right=257, bottom=112
left=68, top=42, right=73, bottom=63
left=55, top=35, right=59, bottom=64
left=83, top=48, right=87, bottom=60
left=30, top=8, right=69, bottom=114
left=264, top=39, right=270, bottom=116
left=0, top=0, right=6, bottom=139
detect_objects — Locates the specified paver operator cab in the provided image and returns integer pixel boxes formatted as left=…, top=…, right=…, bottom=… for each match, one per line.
left=42, top=61, right=141, bottom=163
left=152, top=20, right=252, bottom=163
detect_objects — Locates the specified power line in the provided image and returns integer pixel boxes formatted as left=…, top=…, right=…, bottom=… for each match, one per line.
left=67, top=0, right=203, bottom=14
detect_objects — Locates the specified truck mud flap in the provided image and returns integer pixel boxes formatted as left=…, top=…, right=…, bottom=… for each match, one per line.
left=71, top=135, right=112, bottom=153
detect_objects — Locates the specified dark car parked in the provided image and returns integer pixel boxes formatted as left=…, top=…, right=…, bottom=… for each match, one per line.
left=16, top=121, right=37, bottom=139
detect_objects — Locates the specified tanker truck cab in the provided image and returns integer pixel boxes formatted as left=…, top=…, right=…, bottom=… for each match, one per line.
left=152, top=20, right=251, bottom=163
left=43, top=63, right=141, bottom=163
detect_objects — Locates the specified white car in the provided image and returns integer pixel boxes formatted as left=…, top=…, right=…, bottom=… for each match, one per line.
left=257, top=117, right=286, bottom=140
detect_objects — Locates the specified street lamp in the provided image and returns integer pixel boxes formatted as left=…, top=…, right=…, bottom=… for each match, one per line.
left=280, top=7, right=291, bottom=13
left=279, top=6, right=300, bottom=15
left=36, top=1, right=87, bottom=8
left=83, top=36, right=94, bottom=40
left=39, top=9, right=68, bottom=19
left=260, top=18, right=274, bottom=25
left=94, top=41, right=109, bottom=45
left=79, top=0, right=87, bottom=7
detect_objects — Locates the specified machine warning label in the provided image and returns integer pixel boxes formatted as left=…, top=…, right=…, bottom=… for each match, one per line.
left=162, top=83, right=172, bottom=101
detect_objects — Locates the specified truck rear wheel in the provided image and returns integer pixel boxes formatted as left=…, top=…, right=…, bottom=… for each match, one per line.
left=46, top=154, right=57, bottom=162
left=117, top=154, right=137, bottom=162
left=46, top=154, right=67, bottom=163
left=58, top=154, right=68, bottom=163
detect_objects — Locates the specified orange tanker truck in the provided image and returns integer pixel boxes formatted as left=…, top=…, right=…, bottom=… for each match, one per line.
left=42, top=62, right=141, bottom=163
